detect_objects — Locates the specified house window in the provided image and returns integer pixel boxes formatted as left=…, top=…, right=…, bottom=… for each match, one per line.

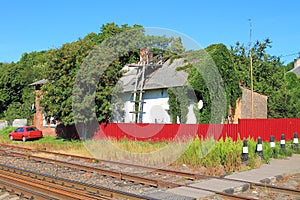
left=42, top=113, right=48, bottom=127
left=50, top=117, right=56, bottom=128
left=43, top=113, right=56, bottom=128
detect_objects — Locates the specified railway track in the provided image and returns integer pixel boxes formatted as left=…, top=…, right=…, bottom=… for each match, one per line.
left=0, top=144, right=204, bottom=179
left=0, top=164, right=156, bottom=200
left=0, top=144, right=299, bottom=200
left=0, top=150, right=179, bottom=188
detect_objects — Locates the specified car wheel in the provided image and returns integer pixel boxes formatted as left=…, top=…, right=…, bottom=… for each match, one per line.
left=9, top=135, right=13, bottom=141
left=22, top=136, right=26, bottom=142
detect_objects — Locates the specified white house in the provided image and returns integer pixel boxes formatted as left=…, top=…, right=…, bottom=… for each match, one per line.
left=112, top=58, right=197, bottom=124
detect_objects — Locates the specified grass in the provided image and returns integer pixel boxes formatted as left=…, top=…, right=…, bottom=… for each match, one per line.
left=0, top=127, right=91, bottom=157
left=0, top=127, right=299, bottom=174
left=0, top=126, right=16, bottom=141
left=83, top=139, right=190, bottom=167
left=110, top=138, right=169, bottom=153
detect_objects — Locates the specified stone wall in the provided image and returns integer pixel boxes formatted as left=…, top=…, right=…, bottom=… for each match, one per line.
left=233, top=87, right=268, bottom=123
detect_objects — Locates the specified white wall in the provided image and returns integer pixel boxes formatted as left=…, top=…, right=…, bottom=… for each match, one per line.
left=142, top=89, right=170, bottom=123
left=114, top=88, right=198, bottom=124
left=12, top=119, right=27, bottom=127
left=114, top=89, right=170, bottom=123
left=186, top=104, right=197, bottom=124
left=111, top=92, right=134, bottom=123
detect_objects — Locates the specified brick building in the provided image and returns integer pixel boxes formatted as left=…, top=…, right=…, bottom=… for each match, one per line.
left=29, top=79, right=56, bottom=136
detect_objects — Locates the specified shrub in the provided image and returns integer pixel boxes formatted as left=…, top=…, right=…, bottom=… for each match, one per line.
left=0, top=126, right=16, bottom=141
left=179, top=136, right=243, bottom=173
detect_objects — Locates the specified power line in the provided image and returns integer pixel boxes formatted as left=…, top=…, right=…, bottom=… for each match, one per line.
left=280, top=52, right=300, bottom=58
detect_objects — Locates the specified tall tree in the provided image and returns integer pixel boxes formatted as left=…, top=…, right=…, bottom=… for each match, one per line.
left=0, top=62, right=24, bottom=114
left=230, top=39, right=300, bottom=118
left=0, top=60, right=36, bottom=121
left=39, top=39, right=94, bottom=125
left=205, top=44, right=241, bottom=119
left=186, top=44, right=241, bottom=123
left=40, top=22, right=186, bottom=126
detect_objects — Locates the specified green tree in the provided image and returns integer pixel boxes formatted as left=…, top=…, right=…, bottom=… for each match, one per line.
left=205, top=44, right=241, bottom=120
left=167, top=87, right=189, bottom=123
left=18, top=51, right=49, bottom=81
left=269, top=71, right=300, bottom=117
left=39, top=39, right=94, bottom=125
left=230, top=39, right=300, bottom=118
left=40, top=23, right=185, bottom=126
left=3, top=86, right=35, bottom=123
left=0, top=58, right=38, bottom=121
left=167, top=37, right=185, bottom=55
left=0, top=63, right=27, bottom=115
left=186, top=44, right=240, bottom=123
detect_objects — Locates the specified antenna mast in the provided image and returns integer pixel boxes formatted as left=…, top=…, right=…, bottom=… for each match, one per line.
left=249, top=19, right=254, bottom=118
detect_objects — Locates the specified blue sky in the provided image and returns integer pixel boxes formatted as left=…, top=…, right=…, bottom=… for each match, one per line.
left=1, top=0, right=299, bottom=64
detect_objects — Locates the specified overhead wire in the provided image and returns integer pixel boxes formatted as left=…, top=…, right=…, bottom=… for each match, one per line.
left=280, top=52, right=299, bottom=58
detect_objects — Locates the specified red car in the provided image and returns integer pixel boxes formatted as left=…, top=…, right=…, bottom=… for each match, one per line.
left=9, top=126, right=43, bottom=142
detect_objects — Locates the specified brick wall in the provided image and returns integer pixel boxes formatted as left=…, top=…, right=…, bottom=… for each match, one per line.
left=34, top=89, right=56, bottom=136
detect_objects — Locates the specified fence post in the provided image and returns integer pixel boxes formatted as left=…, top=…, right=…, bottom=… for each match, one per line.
left=256, top=137, right=263, bottom=159
left=280, top=134, right=285, bottom=151
left=270, top=135, right=275, bottom=148
left=242, top=139, right=248, bottom=162
left=270, top=135, right=275, bottom=156
left=294, top=132, right=298, bottom=151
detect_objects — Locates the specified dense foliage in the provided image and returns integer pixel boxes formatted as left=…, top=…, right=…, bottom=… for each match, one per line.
left=231, top=39, right=300, bottom=118
left=167, top=87, right=190, bottom=123
left=0, top=23, right=299, bottom=125
left=40, top=23, right=185, bottom=125
left=183, top=44, right=241, bottom=124
left=39, top=38, right=95, bottom=125
left=0, top=51, right=48, bottom=122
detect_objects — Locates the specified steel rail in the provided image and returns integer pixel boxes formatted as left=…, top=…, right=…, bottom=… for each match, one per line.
left=0, top=174, right=85, bottom=200
left=0, top=179, right=57, bottom=200
left=0, top=164, right=157, bottom=200
left=0, top=162, right=255, bottom=200
left=0, top=170, right=101, bottom=200
left=1, top=144, right=299, bottom=199
left=0, top=150, right=178, bottom=188
left=0, top=144, right=203, bottom=179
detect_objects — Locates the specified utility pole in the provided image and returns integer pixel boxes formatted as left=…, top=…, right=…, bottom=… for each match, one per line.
left=249, top=19, right=254, bottom=118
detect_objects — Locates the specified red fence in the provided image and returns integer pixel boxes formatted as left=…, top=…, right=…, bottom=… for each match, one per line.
left=93, top=118, right=300, bottom=142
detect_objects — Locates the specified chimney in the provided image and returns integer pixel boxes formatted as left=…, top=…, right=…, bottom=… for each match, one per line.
left=139, top=47, right=153, bottom=64
left=294, top=57, right=300, bottom=69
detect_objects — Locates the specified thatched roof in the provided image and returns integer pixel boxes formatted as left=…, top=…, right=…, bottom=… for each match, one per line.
left=119, top=58, right=188, bottom=92
left=290, top=66, right=300, bottom=77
